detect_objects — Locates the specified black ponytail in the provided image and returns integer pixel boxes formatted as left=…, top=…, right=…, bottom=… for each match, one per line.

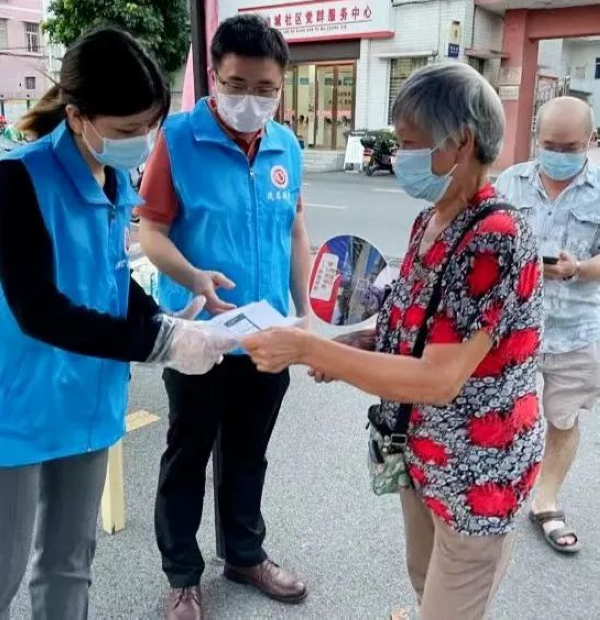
left=18, top=85, right=66, bottom=139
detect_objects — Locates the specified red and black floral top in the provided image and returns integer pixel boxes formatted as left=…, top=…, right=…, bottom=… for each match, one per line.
left=375, top=184, right=544, bottom=536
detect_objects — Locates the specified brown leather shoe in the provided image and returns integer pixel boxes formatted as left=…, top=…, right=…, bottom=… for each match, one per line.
left=224, top=560, right=307, bottom=603
left=165, top=586, right=203, bottom=620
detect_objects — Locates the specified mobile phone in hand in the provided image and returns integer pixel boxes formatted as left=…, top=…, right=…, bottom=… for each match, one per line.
left=543, top=256, right=559, bottom=265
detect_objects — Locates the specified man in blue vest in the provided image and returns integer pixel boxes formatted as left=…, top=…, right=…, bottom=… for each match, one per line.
left=138, top=15, right=311, bottom=620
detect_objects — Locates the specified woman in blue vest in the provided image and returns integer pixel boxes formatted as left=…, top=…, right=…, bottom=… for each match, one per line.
left=0, top=27, right=233, bottom=620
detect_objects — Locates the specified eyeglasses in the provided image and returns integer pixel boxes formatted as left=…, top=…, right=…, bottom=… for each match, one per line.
left=215, top=73, right=282, bottom=99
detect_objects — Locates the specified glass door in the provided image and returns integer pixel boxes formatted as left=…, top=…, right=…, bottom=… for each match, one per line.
left=283, top=62, right=357, bottom=151
left=315, top=65, right=335, bottom=149
left=296, top=64, right=314, bottom=147
left=282, top=67, right=296, bottom=131
left=336, top=65, right=355, bottom=150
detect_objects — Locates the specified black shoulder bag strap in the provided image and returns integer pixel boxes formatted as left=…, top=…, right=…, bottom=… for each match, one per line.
left=371, top=202, right=514, bottom=451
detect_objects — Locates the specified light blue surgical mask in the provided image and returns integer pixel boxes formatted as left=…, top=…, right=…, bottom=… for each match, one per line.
left=393, top=147, right=457, bottom=203
left=83, top=122, right=154, bottom=170
left=538, top=148, right=587, bottom=181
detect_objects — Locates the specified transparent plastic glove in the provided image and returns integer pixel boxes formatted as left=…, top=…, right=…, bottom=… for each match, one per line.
left=163, top=319, right=238, bottom=375
left=147, top=296, right=237, bottom=375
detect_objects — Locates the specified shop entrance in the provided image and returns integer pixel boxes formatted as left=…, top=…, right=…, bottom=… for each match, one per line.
left=282, top=63, right=356, bottom=151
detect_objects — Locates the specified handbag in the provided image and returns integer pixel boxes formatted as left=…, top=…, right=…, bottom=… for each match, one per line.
left=367, top=202, right=514, bottom=496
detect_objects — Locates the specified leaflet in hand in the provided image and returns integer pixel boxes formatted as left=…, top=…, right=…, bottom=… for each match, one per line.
left=207, top=300, right=303, bottom=340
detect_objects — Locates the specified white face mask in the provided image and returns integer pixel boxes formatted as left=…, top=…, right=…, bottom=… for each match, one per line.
left=215, top=92, right=280, bottom=133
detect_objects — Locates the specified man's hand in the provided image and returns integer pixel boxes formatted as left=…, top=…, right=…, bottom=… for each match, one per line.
left=544, top=251, right=579, bottom=281
left=192, top=270, right=236, bottom=314
left=173, top=296, right=207, bottom=320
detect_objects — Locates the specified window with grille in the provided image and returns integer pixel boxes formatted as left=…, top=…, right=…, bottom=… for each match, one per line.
left=25, top=76, right=36, bottom=90
left=388, top=57, right=428, bottom=123
left=468, top=57, right=486, bottom=75
left=25, top=22, right=40, bottom=53
left=0, top=19, right=8, bottom=50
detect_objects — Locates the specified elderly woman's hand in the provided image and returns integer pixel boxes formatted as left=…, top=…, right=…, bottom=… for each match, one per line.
left=306, top=329, right=376, bottom=383
left=334, top=329, right=376, bottom=351
left=308, top=367, right=335, bottom=384
left=243, top=327, right=313, bottom=373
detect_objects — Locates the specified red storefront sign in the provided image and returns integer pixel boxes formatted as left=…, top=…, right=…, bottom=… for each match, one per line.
left=239, top=0, right=394, bottom=43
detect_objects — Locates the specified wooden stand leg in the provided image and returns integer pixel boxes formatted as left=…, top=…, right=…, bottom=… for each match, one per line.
left=101, top=441, right=125, bottom=535
left=212, top=428, right=226, bottom=562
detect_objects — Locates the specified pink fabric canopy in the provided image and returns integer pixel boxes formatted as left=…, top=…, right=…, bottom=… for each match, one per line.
left=181, top=0, right=219, bottom=111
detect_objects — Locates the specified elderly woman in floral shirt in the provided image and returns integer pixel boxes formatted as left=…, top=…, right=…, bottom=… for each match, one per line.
left=244, top=63, right=544, bottom=620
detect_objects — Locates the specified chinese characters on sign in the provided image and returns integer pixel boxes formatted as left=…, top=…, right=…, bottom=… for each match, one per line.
left=447, top=43, right=460, bottom=58
left=268, top=5, right=371, bottom=29
left=239, top=1, right=393, bottom=42
left=446, top=20, right=461, bottom=59
left=311, top=253, right=339, bottom=302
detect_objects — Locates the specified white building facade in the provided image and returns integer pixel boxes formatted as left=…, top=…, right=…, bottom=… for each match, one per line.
left=539, top=38, right=600, bottom=130
left=0, top=0, right=63, bottom=123
left=219, top=0, right=506, bottom=151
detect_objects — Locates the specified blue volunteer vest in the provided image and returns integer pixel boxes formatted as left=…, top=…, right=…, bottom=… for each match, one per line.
left=0, top=122, right=139, bottom=466
left=159, top=99, right=302, bottom=332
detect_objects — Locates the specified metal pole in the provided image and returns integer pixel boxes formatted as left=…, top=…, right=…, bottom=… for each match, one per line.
left=190, top=0, right=209, bottom=99
left=189, top=0, right=225, bottom=562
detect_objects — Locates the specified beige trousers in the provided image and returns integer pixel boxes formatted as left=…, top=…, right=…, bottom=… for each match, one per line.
left=400, top=489, right=515, bottom=620
left=539, top=341, right=600, bottom=430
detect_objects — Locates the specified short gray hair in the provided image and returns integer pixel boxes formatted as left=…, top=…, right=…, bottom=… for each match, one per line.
left=392, top=63, right=505, bottom=165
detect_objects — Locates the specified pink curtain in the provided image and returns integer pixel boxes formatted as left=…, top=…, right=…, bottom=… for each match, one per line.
left=181, top=0, right=219, bottom=111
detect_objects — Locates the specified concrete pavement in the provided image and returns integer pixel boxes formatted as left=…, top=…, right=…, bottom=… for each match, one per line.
left=302, top=171, right=422, bottom=260
left=11, top=358, right=600, bottom=619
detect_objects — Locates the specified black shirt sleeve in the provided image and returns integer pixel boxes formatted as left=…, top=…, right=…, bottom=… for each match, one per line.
left=128, top=276, right=161, bottom=321
left=0, top=159, right=162, bottom=363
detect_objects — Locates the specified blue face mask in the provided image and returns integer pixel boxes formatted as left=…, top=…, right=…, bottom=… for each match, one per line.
left=84, top=122, right=153, bottom=170
left=393, top=147, right=456, bottom=203
left=538, top=148, right=587, bottom=181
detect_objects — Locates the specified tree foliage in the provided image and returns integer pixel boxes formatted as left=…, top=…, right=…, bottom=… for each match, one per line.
left=44, top=0, right=189, bottom=74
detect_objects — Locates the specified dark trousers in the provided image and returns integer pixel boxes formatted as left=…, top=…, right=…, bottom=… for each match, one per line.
left=155, top=355, right=290, bottom=588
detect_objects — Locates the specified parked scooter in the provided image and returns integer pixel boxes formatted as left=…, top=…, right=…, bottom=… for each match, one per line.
left=360, top=130, right=397, bottom=176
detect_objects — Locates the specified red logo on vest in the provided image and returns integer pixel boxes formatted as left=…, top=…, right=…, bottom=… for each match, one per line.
left=271, top=166, right=289, bottom=189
